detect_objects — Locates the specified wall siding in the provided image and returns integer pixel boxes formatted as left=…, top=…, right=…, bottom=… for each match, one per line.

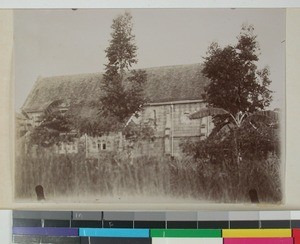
left=135, top=101, right=213, bottom=157
left=24, top=101, right=213, bottom=158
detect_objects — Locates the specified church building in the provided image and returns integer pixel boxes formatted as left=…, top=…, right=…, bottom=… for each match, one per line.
left=20, top=63, right=213, bottom=157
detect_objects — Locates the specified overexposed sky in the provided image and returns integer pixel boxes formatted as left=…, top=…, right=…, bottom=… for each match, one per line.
left=14, top=9, right=285, bottom=110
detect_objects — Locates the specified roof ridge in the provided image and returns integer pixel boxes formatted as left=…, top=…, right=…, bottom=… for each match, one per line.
left=22, top=62, right=208, bottom=112
left=142, top=62, right=203, bottom=71
left=40, top=72, right=103, bottom=80
left=39, top=63, right=203, bottom=80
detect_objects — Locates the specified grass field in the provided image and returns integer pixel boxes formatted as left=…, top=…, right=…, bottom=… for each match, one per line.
left=14, top=144, right=282, bottom=203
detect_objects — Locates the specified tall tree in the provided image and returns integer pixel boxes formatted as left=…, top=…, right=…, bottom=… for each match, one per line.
left=182, top=24, right=280, bottom=167
left=100, top=12, right=147, bottom=123
left=202, top=24, right=272, bottom=127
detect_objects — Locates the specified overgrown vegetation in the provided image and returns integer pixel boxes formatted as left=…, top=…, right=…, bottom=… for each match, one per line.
left=15, top=142, right=282, bottom=203
left=180, top=24, right=282, bottom=200
left=29, top=103, right=76, bottom=148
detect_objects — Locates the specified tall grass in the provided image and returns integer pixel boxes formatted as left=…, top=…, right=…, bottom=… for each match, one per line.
left=15, top=149, right=174, bottom=200
left=15, top=144, right=282, bottom=203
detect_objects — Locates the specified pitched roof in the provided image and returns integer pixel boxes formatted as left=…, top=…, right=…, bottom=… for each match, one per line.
left=22, top=63, right=209, bottom=112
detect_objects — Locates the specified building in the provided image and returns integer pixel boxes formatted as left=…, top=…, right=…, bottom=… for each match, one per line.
left=21, top=63, right=213, bottom=157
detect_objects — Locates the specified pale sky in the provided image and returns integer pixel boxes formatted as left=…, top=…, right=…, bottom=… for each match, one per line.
left=14, top=9, right=285, bottom=110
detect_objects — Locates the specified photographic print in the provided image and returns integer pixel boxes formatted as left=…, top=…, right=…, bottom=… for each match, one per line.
left=14, top=9, right=285, bottom=204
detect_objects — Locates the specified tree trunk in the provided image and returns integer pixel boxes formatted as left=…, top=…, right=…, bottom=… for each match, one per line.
left=233, top=129, right=241, bottom=188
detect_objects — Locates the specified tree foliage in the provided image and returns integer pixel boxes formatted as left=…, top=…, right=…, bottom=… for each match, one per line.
left=182, top=24, right=280, bottom=166
left=182, top=112, right=280, bottom=163
left=29, top=109, right=75, bottom=148
left=100, top=12, right=147, bottom=123
left=80, top=12, right=149, bottom=141
left=123, top=120, right=155, bottom=143
left=202, top=24, right=272, bottom=126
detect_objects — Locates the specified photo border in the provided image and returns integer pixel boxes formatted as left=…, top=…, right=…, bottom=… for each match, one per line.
left=0, top=8, right=300, bottom=210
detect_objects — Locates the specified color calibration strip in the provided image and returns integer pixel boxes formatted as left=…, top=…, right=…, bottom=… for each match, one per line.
left=12, top=211, right=300, bottom=244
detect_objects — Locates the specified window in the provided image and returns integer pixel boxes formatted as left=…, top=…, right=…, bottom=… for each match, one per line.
left=107, top=141, right=111, bottom=150
left=92, top=142, right=96, bottom=149
left=181, top=112, right=191, bottom=124
left=153, top=110, right=157, bottom=126
left=102, top=142, right=106, bottom=150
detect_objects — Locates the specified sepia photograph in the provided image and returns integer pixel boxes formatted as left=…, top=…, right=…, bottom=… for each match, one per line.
left=14, top=9, right=285, bottom=204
